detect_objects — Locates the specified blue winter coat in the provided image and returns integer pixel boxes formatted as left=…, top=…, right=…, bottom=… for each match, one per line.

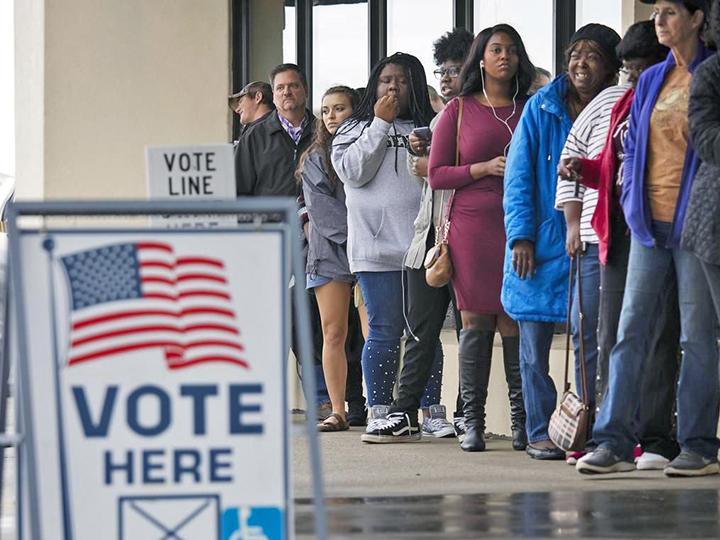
left=502, top=74, right=573, bottom=323
left=621, top=42, right=713, bottom=248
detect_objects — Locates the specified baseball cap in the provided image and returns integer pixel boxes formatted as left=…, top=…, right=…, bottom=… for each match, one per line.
left=228, top=81, right=272, bottom=110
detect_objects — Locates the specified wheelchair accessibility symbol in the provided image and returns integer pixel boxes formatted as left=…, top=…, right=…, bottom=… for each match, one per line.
left=221, top=506, right=284, bottom=540
left=118, top=494, right=220, bottom=539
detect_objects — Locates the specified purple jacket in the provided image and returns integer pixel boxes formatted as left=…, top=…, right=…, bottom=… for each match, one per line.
left=621, top=42, right=713, bottom=248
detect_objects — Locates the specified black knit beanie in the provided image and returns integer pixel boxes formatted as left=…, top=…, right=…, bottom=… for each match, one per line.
left=568, top=23, right=623, bottom=70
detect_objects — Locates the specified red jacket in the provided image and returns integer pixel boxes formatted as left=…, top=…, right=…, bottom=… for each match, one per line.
left=578, top=88, right=635, bottom=265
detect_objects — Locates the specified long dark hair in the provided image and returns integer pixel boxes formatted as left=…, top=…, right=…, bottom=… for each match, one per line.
left=458, top=24, right=536, bottom=98
left=340, top=52, right=435, bottom=133
left=296, top=86, right=359, bottom=186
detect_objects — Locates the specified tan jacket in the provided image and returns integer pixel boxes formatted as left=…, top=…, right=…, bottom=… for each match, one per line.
left=403, top=111, right=453, bottom=269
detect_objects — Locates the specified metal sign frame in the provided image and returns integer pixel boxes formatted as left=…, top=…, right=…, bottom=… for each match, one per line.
left=1, top=199, right=328, bottom=540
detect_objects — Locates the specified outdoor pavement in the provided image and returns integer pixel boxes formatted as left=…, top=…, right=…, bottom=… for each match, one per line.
left=293, top=427, right=720, bottom=539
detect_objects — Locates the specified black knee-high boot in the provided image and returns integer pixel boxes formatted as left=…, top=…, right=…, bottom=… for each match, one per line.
left=459, top=328, right=494, bottom=452
left=502, top=335, right=527, bottom=450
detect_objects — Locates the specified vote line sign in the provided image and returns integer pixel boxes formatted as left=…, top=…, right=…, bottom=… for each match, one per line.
left=14, top=228, right=290, bottom=540
left=145, top=144, right=236, bottom=228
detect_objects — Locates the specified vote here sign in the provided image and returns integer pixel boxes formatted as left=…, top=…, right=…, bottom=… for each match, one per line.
left=17, top=229, right=289, bottom=540
left=146, top=145, right=237, bottom=228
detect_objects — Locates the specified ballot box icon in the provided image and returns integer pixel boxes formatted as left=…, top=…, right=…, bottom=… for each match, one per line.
left=221, top=506, right=283, bottom=540
left=118, top=494, right=220, bottom=539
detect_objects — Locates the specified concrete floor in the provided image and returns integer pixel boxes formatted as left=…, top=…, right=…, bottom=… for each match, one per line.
left=293, top=427, right=719, bottom=499
left=293, top=428, right=720, bottom=539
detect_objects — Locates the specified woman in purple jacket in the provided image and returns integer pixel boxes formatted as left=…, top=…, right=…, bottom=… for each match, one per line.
left=577, top=0, right=718, bottom=477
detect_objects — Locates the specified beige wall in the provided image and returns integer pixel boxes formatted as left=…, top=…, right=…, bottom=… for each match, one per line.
left=17, top=0, right=231, bottom=201
left=623, top=0, right=654, bottom=30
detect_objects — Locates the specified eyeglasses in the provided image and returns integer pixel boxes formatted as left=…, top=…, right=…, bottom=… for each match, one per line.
left=433, top=66, right=462, bottom=80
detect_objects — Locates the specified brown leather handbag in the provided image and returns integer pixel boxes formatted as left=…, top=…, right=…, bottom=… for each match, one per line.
left=548, top=253, right=591, bottom=452
left=424, top=97, right=463, bottom=288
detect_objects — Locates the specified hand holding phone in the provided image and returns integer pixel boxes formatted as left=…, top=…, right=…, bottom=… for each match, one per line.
left=411, top=127, right=432, bottom=141
left=409, top=127, right=431, bottom=156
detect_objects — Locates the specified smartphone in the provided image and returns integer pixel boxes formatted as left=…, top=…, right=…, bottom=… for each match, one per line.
left=411, top=127, right=432, bottom=141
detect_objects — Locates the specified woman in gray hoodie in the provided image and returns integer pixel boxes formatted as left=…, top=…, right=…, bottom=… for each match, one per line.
left=331, top=53, right=435, bottom=441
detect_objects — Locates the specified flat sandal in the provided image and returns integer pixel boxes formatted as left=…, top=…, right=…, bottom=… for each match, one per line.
left=317, top=412, right=349, bottom=432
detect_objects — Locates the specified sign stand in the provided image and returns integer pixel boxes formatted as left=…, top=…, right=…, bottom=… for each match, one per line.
left=1, top=199, right=327, bottom=540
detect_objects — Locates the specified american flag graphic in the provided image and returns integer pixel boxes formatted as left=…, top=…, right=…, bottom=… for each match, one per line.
left=60, top=241, right=248, bottom=369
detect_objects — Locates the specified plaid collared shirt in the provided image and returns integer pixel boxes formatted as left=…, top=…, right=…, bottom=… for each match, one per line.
left=277, top=112, right=308, bottom=145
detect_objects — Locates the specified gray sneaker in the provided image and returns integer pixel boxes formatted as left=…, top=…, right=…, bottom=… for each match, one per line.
left=421, top=405, right=455, bottom=438
left=576, top=447, right=635, bottom=475
left=664, top=451, right=719, bottom=477
left=364, top=405, right=390, bottom=431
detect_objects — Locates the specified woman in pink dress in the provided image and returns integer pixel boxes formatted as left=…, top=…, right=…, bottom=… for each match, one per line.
left=428, top=24, right=536, bottom=452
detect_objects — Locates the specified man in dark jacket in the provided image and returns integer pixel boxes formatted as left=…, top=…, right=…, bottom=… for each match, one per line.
left=234, top=64, right=331, bottom=418
left=235, top=64, right=315, bottom=197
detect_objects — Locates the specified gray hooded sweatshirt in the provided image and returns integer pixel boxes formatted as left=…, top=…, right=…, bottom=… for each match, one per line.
left=331, top=116, right=422, bottom=273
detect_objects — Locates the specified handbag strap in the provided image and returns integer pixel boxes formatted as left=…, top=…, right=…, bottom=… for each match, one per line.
left=436, top=97, right=463, bottom=244
left=563, top=253, right=589, bottom=404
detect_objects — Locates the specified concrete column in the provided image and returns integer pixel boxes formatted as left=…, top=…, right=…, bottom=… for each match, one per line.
left=14, top=0, right=44, bottom=200
left=16, top=0, right=230, bottom=200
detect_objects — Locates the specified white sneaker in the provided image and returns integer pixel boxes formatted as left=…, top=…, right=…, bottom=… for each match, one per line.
left=636, top=451, right=670, bottom=471
left=421, top=405, right=455, bottom=438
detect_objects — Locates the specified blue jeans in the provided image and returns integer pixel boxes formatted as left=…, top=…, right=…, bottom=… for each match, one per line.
left=357, top=271, right=405, bottom=407
left=572, top=244, right=600, bottom=410
left=518, top=321, right=557, bottom=443
left=593, top=229, right=720, bottom=460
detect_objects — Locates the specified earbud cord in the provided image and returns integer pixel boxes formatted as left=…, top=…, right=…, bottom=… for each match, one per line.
left=480, top=65, right=519, bottom=157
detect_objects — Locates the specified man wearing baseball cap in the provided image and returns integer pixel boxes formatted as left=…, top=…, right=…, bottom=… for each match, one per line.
left=228, top=81, right=274, bottom=136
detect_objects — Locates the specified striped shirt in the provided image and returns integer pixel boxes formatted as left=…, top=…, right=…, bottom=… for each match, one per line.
left=555, top=85, right=629, bottom=243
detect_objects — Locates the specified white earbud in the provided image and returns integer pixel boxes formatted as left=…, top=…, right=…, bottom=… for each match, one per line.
left=479, top=61, right=519, bottom=157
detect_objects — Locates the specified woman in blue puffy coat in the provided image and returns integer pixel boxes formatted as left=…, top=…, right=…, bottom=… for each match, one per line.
left=502, top=24, right=621, bottom=460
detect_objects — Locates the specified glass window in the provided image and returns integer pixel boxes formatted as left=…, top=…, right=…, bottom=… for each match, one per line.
left=0, top=0, right=14, bottom=176
left=313, top=1, right=369, bottom=111
left=576, top=0, right=623, bottom=36
left=474, top=0, right=555, bottom=76
left=387, top=0, right=454, bottom=96
left=283, top=2, right=296, bottom=64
